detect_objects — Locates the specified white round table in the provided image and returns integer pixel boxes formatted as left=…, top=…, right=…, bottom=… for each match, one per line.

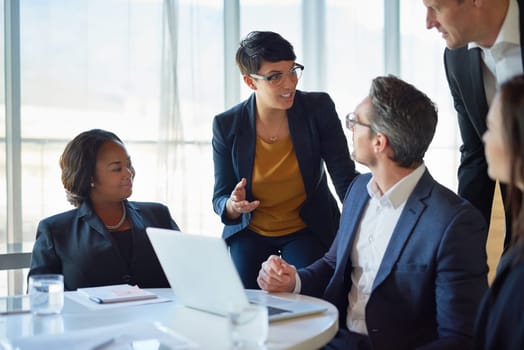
left=0, top=289, right=339, bottom=350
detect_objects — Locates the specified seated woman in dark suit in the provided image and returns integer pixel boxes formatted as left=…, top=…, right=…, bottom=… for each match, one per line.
left=29, top=129, right=179, bottom=291
left=475, top=74, right=524, bottom=349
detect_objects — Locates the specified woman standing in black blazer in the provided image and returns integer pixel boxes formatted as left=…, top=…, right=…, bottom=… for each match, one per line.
left=29, top=129, right=179, bottom=291
left=475, top=74, right=524, bottom=349
left=212, top=31, right=357, bottom=288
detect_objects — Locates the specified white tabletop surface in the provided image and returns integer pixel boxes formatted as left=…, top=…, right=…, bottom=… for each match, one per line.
left=0, top=289, right=338, bottom=350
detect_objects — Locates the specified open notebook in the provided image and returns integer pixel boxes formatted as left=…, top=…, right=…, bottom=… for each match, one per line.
left=146, top=227, right=327, bottom=322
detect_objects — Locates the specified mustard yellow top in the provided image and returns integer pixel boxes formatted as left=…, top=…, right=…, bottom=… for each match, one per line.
left=248, top=136, right=307, bottom=236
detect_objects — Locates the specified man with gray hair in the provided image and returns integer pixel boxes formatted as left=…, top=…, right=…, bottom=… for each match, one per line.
left=257, top=76, right=489, bottom=349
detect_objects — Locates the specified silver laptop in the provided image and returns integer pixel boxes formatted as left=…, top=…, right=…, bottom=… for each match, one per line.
left=146, top=227, right=327, bottom=322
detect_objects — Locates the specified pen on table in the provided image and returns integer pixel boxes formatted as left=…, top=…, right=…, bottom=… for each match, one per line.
left=89, top=296, right=103, bottom=304
left=90, top=337, right=115, bottom=350
left=277, top=250, right=283, bottom=275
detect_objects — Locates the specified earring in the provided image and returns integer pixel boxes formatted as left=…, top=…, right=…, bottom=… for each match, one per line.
left=90, top=182, right=95, bottom=188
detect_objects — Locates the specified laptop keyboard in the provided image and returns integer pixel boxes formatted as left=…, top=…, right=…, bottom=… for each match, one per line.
left=267, top=305, right=290, bottom=316
left=251, top=304, right=288, bottom=316
left=249, top=301, right=290, bottom=316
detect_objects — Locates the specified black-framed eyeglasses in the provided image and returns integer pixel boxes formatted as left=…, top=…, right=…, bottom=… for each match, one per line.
left=345, top=113, right=374, bottom=130
left=249, top=63, right=304, bottom=87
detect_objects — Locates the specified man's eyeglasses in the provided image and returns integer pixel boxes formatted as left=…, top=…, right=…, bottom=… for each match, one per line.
left=249, top=63, right=304, bottom=87
left=345, top=113, right=374, bottom=130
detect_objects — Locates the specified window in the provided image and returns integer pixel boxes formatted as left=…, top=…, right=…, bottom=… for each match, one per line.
left=1, top=0, right=225, bottom=295
left=325, top=0, right=384, bottom=117
left=1, top=0, right=461, bottom=295
left=400, top=0, right=460, bottom=190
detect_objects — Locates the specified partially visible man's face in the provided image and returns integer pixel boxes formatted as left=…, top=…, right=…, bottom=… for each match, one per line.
left=423, top=0, right=478, bottom=49
left=348, top=97, right=377, bottom=168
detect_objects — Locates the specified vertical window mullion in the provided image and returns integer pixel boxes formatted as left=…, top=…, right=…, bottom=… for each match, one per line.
left=384, top=0, right=400, bottom=75
left=302, top=0, right=325, bottom=91
left=4, top=0, right=24, bottom=295
left=223, top=0, right=240, bottom=109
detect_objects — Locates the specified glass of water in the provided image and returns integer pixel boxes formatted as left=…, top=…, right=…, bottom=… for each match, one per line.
left=228, top=304, right=268, bottom=349
left=28, top=274, right=64, bottom=315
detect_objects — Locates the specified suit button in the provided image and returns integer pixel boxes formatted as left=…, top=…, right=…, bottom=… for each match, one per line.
left=370, top=328, right=379, bottom=333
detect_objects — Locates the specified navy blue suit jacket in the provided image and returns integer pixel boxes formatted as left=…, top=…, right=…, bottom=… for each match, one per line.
left=298, top=170, right=488, bottom=349
left=212, top=90, right=357, bottom=246
left=443, top=0, right=524, bottom=247
left=29, top=200, right=179, bottom=291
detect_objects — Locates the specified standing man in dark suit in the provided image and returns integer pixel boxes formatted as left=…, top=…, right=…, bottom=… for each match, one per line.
left=258, top=76, right=488, bottom=350
left=424, top=0, right=523, bottom=250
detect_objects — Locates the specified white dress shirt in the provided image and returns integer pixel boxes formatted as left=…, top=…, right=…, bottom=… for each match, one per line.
left=346, top=164, right=426, bottom=334
left=469, top=0, right=523, bottom=105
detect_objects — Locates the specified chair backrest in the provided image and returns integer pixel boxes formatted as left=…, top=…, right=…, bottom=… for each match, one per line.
left=0, top=253, right=32, bottom=295
left=0, top=253, right=31, bottom=271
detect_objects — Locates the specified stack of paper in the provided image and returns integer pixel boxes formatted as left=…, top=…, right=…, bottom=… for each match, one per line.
left=77, top=284, right=158, bottom=304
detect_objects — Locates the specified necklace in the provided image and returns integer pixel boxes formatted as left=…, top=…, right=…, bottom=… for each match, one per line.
left=106, top=201, right=126, bottom=230
left=259, top=115, right=286, bottom=143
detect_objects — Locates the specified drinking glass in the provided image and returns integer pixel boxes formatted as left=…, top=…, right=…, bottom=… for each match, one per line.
left=28, top=274, right=64, bottom=315
left=228, top=304, right=268, bottom=349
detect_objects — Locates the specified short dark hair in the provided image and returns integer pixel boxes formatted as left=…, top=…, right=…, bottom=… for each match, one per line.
left=235, top=31, right=296, bottom=75
left=368, top=75, right=438, bottom=167
left=60, top=129, right=123, bottom=207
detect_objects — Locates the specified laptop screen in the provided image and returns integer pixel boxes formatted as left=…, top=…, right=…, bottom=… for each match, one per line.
left=146, top=227, right=327, bottom=321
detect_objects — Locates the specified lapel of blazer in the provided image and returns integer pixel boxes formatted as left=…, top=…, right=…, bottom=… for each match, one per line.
left=371, top=170, right=433, bottom=291
left=79, top=200, right=134, bottom=270
left=469, top=0, right=524, bottom=119
left=287, top=92, right=316, bottom=194
left=323, top=175, right=371, bottom=309
left=235, top=94, right=257, bottom=200
left=125, top=202, right=146, bottom=266
left=467, top=49, right=489, bottom=134
left=78, top=201, right=106, bottom=236
left=337, top=175, right=372, bottom=275
left=126, top=201, right=145, bottom=234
